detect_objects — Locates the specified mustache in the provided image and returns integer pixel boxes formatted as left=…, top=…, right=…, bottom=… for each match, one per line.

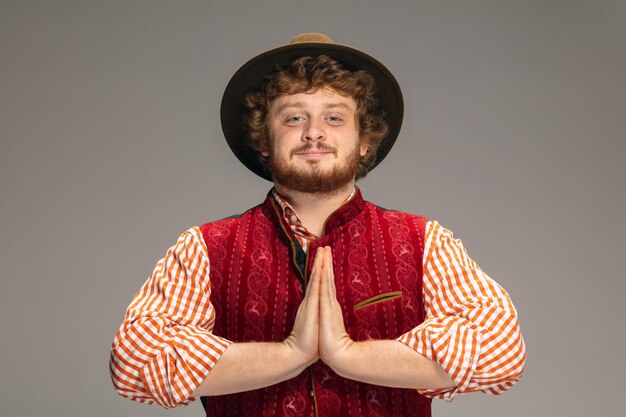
left=290, top=143, right=337, bottom=157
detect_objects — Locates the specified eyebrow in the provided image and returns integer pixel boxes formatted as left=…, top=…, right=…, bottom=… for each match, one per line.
left=324, top=102, right=353, bottom=111
left=273, top=101, right=354, bottom=114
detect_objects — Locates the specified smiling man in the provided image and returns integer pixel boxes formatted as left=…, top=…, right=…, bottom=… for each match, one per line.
left=110, top=34, right=526, bottom=416
left=264, top=88, right=365, bottom=199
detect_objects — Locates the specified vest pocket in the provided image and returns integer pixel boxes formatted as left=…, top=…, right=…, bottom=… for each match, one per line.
left=353, top=291, right=403, bottom=311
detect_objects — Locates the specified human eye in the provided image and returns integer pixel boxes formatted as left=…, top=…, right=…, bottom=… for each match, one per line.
left=285, top=115, right=305, bottom=125
left=326, top=114, right=344, bottom=124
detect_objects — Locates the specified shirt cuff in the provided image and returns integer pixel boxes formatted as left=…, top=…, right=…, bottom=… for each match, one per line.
left=397, top=316, right=481, bottom=400
left=138, top=325, right=232, bottom=408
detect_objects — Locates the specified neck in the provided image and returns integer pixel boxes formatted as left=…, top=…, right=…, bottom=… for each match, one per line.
left=274, top=181, right=356, bottom=236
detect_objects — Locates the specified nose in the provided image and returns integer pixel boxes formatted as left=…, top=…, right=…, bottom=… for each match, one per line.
left=303, top=118, right=325, bottom=142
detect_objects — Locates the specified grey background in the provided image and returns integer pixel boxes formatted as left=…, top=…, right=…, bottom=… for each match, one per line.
left=1, top=0, right=625, bottom=416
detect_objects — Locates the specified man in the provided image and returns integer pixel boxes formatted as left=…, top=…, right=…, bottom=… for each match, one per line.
left=110, top=33, right=526, bottom=416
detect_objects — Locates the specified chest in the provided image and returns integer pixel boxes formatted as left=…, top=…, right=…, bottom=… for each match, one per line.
left=201, top=206, right=426, bottom=342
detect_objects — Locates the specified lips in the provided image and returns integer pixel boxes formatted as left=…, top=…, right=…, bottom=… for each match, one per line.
left=291, top=145, right=336, bottom=158
left=294, top=151, right=335, bottom=161
left=295, top=151, right=333, bottom=156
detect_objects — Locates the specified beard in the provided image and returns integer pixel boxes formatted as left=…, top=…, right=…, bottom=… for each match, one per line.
left=267, top=143, right=361, bottom=195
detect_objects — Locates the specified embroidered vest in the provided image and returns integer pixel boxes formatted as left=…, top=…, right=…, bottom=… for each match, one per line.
left=200, top=189, right=431, bottom=417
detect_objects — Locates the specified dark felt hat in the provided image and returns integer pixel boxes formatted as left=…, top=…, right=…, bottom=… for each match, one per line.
left=220, top=33, right=404, bottom=181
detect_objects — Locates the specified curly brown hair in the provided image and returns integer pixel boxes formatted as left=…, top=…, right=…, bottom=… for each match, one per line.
left=244, top=55, right=389, bottom=179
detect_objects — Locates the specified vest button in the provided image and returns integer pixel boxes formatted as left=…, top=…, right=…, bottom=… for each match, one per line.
left=309, top=389, right=314, bottom=398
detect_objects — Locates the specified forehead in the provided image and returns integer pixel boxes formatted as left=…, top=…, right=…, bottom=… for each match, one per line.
left=269, top=87, right=356, bottom=114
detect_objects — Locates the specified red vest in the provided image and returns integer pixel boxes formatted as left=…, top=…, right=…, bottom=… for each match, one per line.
left=200, top=189, right=431, bottom=417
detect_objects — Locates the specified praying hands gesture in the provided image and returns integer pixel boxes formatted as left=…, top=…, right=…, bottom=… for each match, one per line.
left=285, top=246, right=353, bottom=369
left=194, top=246, right=454, bottom=396
left=286, top=246, right=456, bottom=388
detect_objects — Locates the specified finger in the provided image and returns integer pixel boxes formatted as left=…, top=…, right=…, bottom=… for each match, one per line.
left=309, top=248, right=325, bottom=279
left=299, top=252, right=322, bottom=320
left=320, top=248, right=333, bottom=306
left=325, top=247, right=336, bottom=295
left=306, top=248, right=325, bottom=293
left=303, top=249, right=324, bottom=314
left=322, top=247, right=337, bottom=301
left=304, top=270, right=320, bottom=315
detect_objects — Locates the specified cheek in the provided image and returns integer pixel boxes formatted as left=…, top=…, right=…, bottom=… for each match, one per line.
left=265, top=137, right=290, bottom=159
left=273, top=131, right=301, bottom=149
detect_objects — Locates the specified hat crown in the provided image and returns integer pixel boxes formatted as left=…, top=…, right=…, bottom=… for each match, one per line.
left=289, top=33, right=334, bottom=45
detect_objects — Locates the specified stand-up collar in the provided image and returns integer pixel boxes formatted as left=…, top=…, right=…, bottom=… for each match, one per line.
left=262, top=187, right=367, bottom=242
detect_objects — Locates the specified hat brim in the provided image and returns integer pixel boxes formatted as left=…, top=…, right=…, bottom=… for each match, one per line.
left=220, top=41, right=404, bottom=181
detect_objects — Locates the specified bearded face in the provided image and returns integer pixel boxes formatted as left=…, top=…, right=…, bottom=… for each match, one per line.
left=267, top=140, right=361, bottom=194
left=263, top=88, right=367, bottom=195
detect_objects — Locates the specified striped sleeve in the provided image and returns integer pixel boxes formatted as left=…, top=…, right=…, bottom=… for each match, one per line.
left=397, top=220, right=526, bottom=400
left=109, top=226, right=232, bottom=408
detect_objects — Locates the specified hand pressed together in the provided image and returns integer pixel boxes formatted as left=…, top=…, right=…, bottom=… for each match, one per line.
left=283, top=245, right=323, bottom=366
left=196, top=246, right=455, bottom=396
left=317, top=247, right=354, bottom=367
left=285, top=246, right=354, bottom=370
left=284, top=246, right=456, bottom=390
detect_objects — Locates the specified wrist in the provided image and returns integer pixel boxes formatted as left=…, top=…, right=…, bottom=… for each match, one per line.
left=321, top=336, right=355, bottom=375
left=282, top=335, right=318, bottom=371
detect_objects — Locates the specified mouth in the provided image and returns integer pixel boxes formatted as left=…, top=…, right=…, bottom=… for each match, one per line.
left=292, top=145, right=336, bottom=159
left=294, top=151, right=334, bottom=157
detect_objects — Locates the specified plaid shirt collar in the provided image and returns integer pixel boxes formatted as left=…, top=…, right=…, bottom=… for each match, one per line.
left=271, top=187, right=356, bottom=252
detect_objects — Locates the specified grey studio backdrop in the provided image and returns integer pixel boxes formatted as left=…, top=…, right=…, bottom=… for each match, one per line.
left=1, top=1, right=625, bottom=416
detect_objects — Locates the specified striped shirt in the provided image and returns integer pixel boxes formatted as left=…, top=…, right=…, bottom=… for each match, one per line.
left=110, top=193, right=526, bottom=408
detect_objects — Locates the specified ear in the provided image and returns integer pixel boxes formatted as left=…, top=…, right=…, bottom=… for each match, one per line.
left=359, top=143, right=368, bottom=157
left=260, top=137, right=271, bottom=157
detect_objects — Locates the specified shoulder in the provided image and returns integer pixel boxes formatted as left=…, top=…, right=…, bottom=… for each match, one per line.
left=363, top=200, right=428, bottom=223
left=423, top=220, right=462, bottom=248
left=162, top=226, right=210, bottom=263
left=199, top=204, right=262, bottom=229
left=361, top=201, right=434, bottom=245
left=362, top=202, right=459, bottom=248
left=196, top=204, right=270, bottom=246
left=422, top=220, right=481, bottom=270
